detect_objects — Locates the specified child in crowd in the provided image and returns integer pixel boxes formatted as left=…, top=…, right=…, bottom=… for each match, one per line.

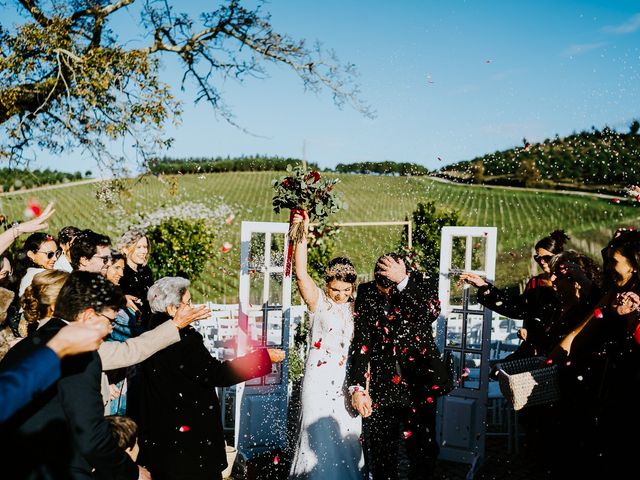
left=106, top=415, right=140, bottom=462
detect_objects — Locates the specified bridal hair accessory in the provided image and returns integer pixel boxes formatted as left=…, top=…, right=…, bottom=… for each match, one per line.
left=325, top=262, right=356, bottom=280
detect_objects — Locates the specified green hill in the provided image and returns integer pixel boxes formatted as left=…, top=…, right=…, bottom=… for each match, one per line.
left=1, top=172, right=638, bottom=302
left=441, top=121, right=640, bottom=192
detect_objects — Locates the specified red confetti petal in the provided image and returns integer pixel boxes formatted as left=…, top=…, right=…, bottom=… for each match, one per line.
left=360, top=345, right=368, bottom=354
left=633, top=323, right=640, bottom=345
left=391, top=375, right=402, bottom=384
left=221, top=242, right=232, bottom=253
left=225, top=213, right=235, bottom=225
left=273, top=455, right=280, bottom=465
left=426, top=397, right=434, bottom=403
left=431, top=384, right=440, bottom=391
left=179, top=425, right=190, bottom=432
left=313, top=338, right=322, bottom=349
left=594, top=308, right=603, bottom=319
left=403, top=431, right=413, bottom=439
left=614, top=198, right=621, bottom=204
left=316, top=360, right=327, bottom=367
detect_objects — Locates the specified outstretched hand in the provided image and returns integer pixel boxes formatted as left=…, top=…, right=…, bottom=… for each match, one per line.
left=18, top=202, right=55, bottom=234
left=459, top=272, right=488, bottom=288
left=613, top=291, right=640, bottom=316
left=267, top=348, right=285, bottom=363
left=171, top=304, right=212, bottom=329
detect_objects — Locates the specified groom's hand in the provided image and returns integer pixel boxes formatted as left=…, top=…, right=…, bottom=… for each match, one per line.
left=351, top=390, right=372, bottom=418
left=376, top=256, right=407, bottom=285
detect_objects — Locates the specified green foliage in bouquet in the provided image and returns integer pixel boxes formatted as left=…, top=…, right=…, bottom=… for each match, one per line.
left=399, top=200, right=463, bottom=274
left=146, top=218, right=217, bottom=280
left=272, top=165, right=343, bottom=222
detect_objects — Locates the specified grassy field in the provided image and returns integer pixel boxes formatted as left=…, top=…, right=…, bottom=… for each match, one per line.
left=1, top=172, right=638, bottom=302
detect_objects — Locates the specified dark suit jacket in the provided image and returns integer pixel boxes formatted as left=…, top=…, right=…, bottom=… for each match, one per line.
left=347, top=271, right=448, bottom=408
left=139, top=312, right=273, bottom=480
left=0, top=318, right=138, bottom=479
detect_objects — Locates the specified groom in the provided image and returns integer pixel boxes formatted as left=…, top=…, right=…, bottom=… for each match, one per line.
left=347, top=253, right=449, bottom=479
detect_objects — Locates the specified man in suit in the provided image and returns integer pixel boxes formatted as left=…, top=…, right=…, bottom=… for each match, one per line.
left=348, top=253, right=448, bottom=480
left=0, top=271, right=150, bottom=479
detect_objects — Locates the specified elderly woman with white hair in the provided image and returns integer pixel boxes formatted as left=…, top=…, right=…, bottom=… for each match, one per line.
left=138, top=277, right=285, bottom=480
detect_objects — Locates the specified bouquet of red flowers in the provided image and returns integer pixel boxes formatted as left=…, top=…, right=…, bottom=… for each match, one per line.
left=272, top=165, right=342, bottom=275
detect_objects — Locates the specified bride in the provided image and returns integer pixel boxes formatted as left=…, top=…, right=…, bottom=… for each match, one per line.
left=289, top=211, right=364, bottom=479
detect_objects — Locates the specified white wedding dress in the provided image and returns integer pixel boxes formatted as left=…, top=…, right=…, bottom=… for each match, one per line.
left=290, top=286, right=364, bottom=479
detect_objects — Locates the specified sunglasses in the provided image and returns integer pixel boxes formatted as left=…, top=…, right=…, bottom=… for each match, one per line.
left=533, top=254, right=553, bottom=264
left=93, top=255, right=112, bottom=265
left=37, top=249, right=62, bottom=260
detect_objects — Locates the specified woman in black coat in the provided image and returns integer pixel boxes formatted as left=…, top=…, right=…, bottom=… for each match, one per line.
left=138, top=277, right=284, bottom=480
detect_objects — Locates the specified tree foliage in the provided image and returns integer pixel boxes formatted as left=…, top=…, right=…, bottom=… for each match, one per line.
left=399, top=201, right=463, bottom=275
left=441, top=120, right=640, bottom=189
left=0, top=0, right=372, bottom=167
left=148, top=155, right=317, bottom=175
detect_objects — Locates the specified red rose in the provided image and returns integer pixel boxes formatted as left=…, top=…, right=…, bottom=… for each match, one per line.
left=307, top=171, right=321, bottom=183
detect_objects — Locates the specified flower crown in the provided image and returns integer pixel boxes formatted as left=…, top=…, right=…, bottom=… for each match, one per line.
left=325, top=262, right=357, bottom=280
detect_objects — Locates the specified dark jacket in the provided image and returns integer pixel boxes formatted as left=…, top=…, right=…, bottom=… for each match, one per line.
left=0, top=318, right=138, bottom=479
left=347, top=272, right=448, bottom=408
left=119, top=264, right=154, bottom=330
left=478, top=275, right=560, bottom=357
left=139, top=312, right=273, bottom=480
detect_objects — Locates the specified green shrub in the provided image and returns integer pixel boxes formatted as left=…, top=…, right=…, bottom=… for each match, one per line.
left=399, top=201, right=463, bottom=274
left=146, top=217, right=217, bottom=280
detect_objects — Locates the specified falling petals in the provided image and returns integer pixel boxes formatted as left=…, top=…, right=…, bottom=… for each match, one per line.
left=316, top=360, right=327, bottom=367
left=426, top=397, right=434, bottom=404
left=225, top=213, right=235, bottom=224
left=221, top=242, right=232, bottom=253
left=391, top=375, right=402, bottom=385
left=360, top=345, right=368, bottom=354
left=273, top=454, right=280, bottom=465
left=593, top=308, right=603, bottom=319
left=313, top=338, right=322, bottom=349
left=403, top=431, right=413, bottom=439
left=179, top=425, right=190, bottom=432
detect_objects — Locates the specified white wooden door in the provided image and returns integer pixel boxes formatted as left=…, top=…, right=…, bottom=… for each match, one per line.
left=435, top=226, right=497, bottom=478
left=235, top=221, right=292, bottom=460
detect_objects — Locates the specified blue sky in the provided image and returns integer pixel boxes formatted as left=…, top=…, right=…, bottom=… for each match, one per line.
left=18, top=0, right=640, bottom=174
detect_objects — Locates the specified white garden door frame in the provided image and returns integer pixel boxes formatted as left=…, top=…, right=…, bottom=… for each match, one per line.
left=435, top=226, right=497, bottom=478
left=235, top=221, right=292, bottom=460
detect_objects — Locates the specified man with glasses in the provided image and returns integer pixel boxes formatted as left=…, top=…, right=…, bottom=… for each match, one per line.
left=0, top=271, right=150, bottom=479
left=70, top=229, right=113, bottom=275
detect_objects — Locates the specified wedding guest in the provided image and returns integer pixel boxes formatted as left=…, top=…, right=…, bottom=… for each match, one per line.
left=460, top=229, right=569, bottom=358
left=138, top=276, right=284, bottom=480
left=118, top=230, right=154, bottom=329
left=14, top=232, right=60, bottom=298
left=289, top=210, right=364, bottom=479
left=69, top=229, right=112, bottom=274
left=106, top=415, right=140, bottom=462
left=0, top=271, right=150, bottom=479
left=0, top=322, right=107, bottom=423
left=54, top=225, right=81, bottom=272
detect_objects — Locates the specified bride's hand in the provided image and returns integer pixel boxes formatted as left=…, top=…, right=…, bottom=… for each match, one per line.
left=351, top=390, right=372, bottom=418
left=291, top=210, right=309, bottom=233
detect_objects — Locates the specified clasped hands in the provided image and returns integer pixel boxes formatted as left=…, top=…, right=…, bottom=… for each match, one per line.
left=351, top=390, right=372, bottom=418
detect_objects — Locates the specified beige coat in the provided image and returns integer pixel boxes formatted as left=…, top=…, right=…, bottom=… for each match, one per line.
left=99, top=320, right=180, bottom=413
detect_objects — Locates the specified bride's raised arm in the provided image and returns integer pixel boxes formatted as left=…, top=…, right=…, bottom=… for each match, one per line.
left=292, top=210, right=319, bottom=312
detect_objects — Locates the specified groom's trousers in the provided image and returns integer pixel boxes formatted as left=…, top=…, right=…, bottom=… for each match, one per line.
left=363, top=403, right=438, bottom=480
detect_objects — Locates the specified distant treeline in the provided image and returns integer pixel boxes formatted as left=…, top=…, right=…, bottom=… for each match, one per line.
left=442, top=121, right=640, bottom=188
left=0, top=168, right=87, bottom=192
left=149, top=155, right=431, bottom=176
left=334, top=161, right=430, bottom=176
left=147, top=155, right=317, bottom=174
